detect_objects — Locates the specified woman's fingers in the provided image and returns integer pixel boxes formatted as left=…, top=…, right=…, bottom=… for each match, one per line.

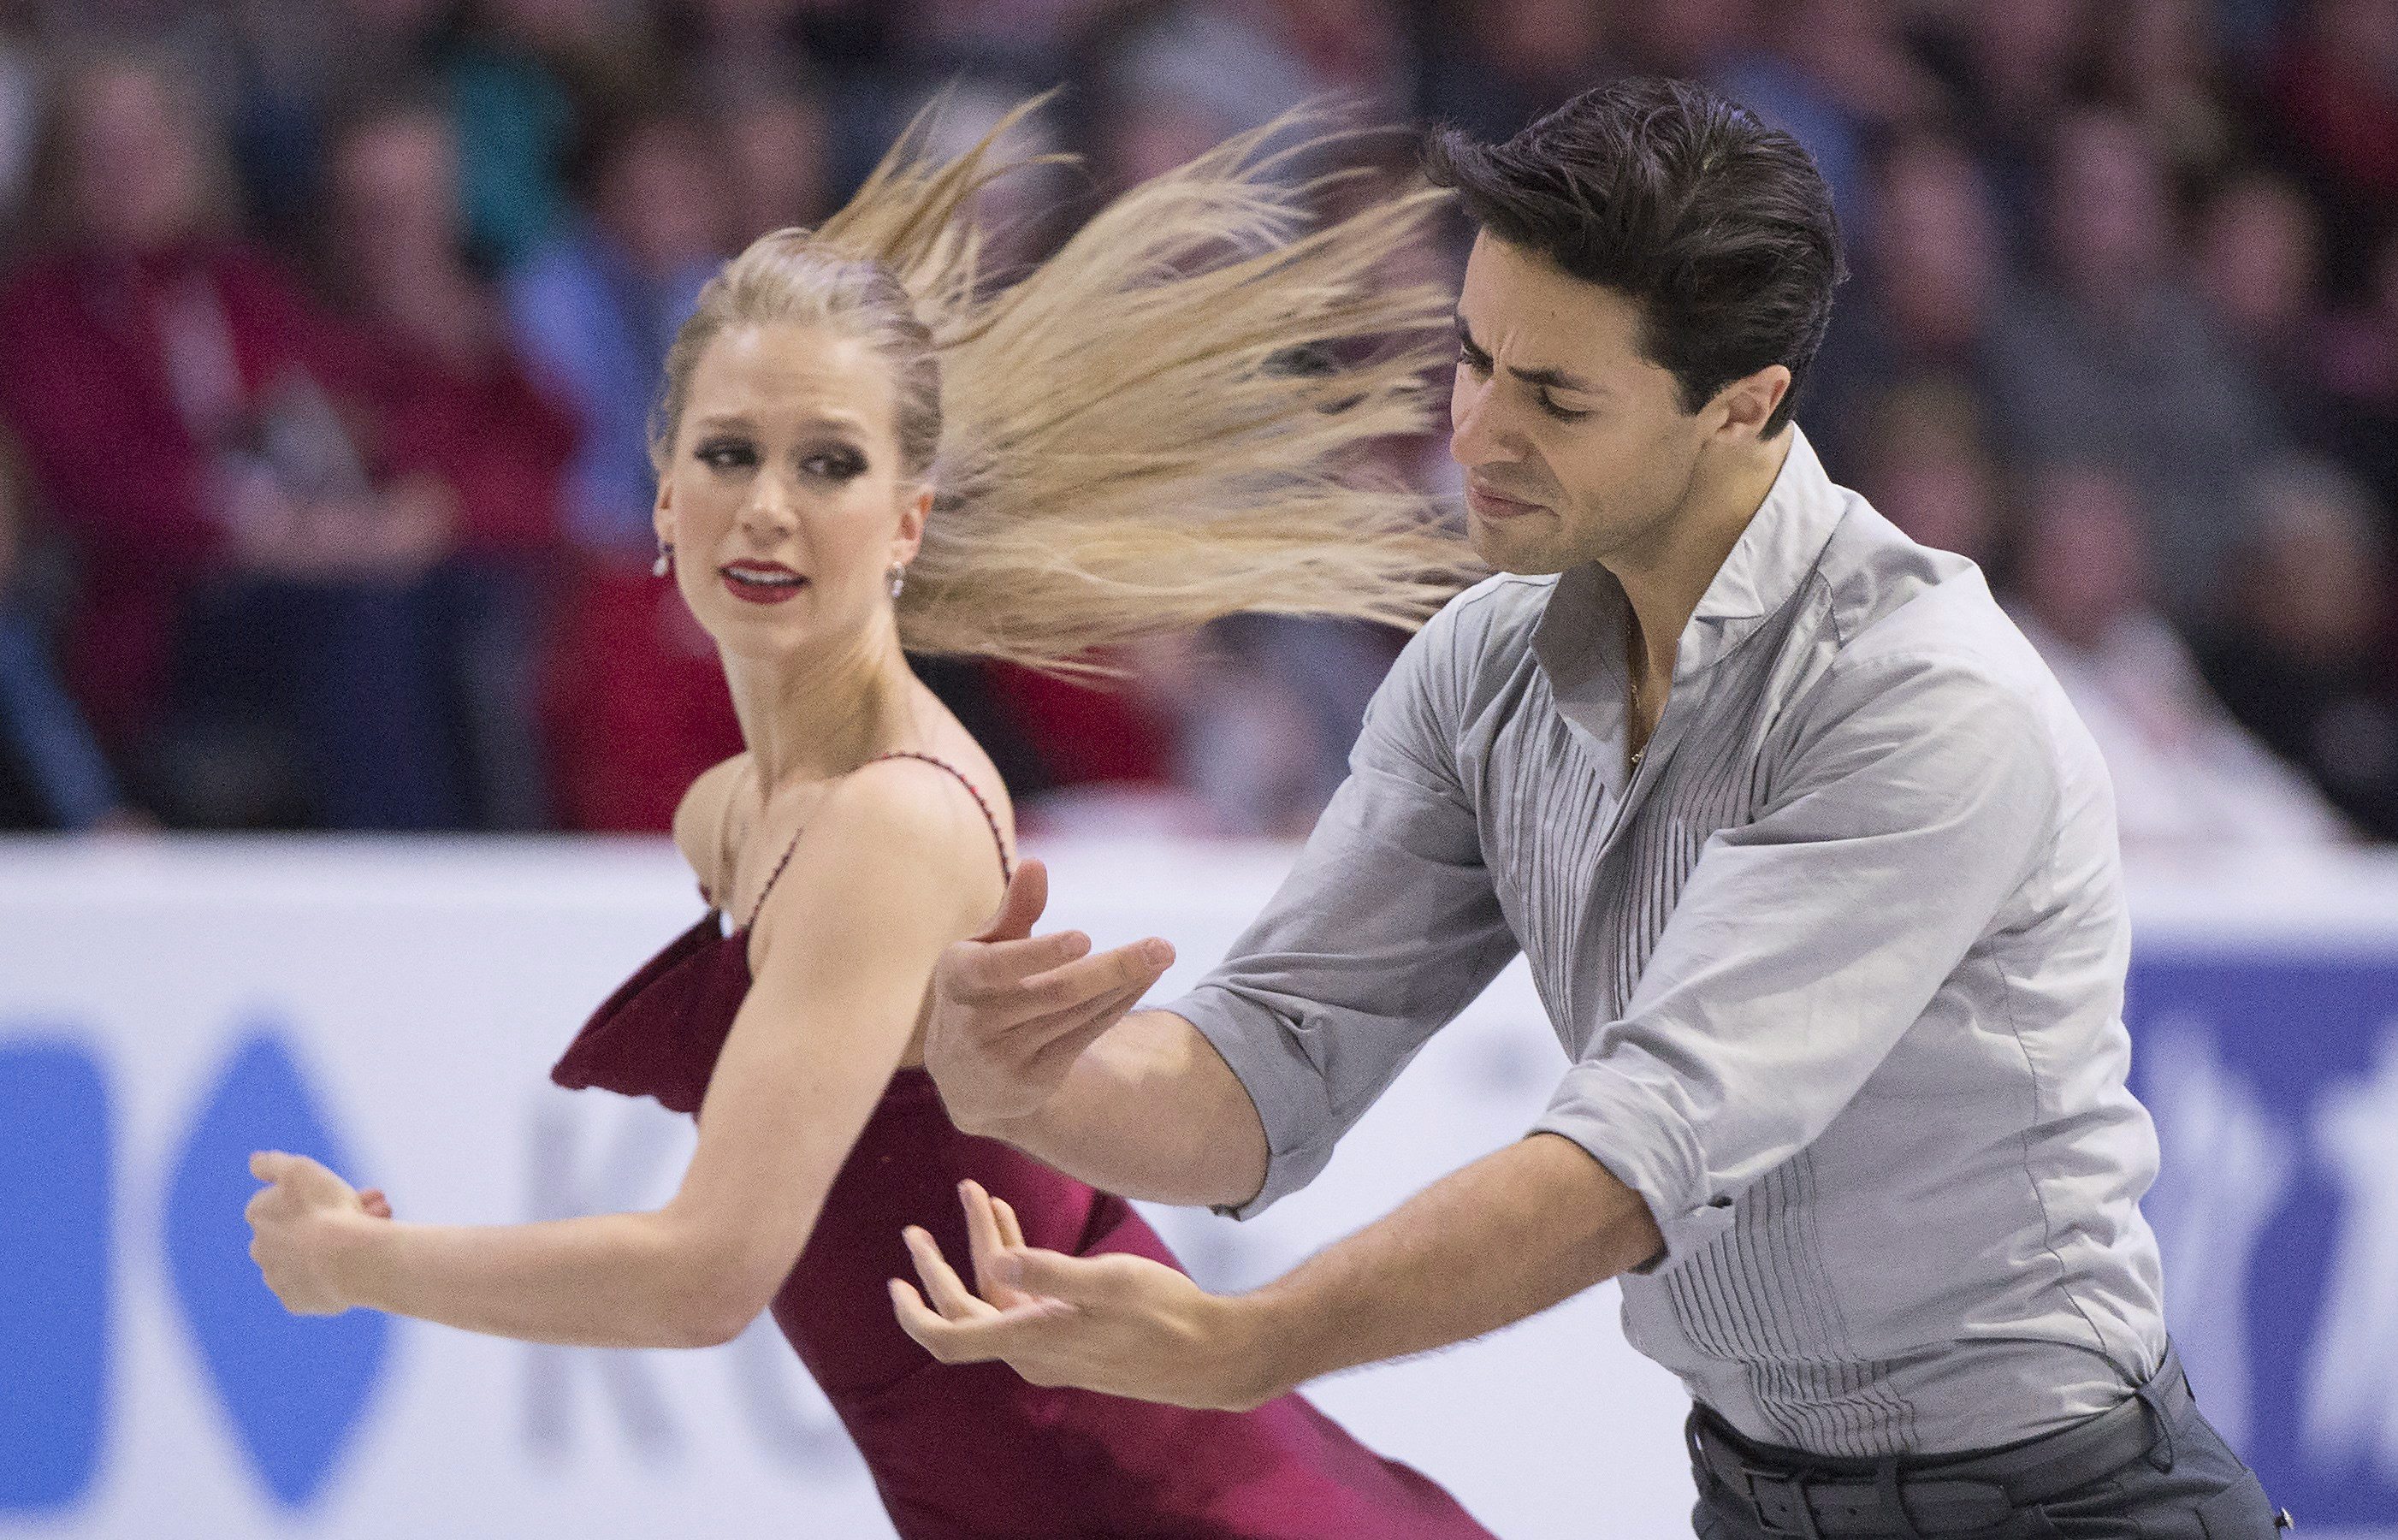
left=903, top=1225, right=994, bottom=1321
left=994, top=1195, right=1026, bottom=1252
left=960, top=1182, right=1018, bottom=1304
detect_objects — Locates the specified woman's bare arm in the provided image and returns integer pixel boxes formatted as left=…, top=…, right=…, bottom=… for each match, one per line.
left=252, top=764, right=1002, bottom=1348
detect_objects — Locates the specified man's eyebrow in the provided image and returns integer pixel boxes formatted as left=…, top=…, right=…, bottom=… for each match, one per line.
left=1452, top=311, right=1602, bottom=396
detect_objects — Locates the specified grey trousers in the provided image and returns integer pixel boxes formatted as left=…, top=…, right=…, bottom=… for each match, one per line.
left=1688, top=1349, right=2288, bottom=1538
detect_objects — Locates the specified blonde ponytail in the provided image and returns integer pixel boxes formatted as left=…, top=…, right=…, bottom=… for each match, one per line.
left=656, top=98, right=1481, bottom=672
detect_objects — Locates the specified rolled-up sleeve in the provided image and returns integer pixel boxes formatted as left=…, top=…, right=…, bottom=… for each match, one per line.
left=1531, top=652, right=2060, bottom=1268
left=1166, top=604, right=1522, bottom=1217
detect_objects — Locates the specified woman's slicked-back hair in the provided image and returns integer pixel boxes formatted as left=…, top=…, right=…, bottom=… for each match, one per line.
left=1424, top=76, right=1844, bottom=436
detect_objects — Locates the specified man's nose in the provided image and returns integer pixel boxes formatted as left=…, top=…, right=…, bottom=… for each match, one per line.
left=1449, top=377, right=1506, bottom=469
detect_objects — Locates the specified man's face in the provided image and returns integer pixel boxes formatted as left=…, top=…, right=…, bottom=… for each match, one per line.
left=1449, top=234, right=1711, bottom=574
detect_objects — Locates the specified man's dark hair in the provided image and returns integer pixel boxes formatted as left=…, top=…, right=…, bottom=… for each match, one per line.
left=1424, top=76, right=1844, bottom=437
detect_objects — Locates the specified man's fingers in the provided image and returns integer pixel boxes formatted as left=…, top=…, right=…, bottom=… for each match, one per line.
left=249, top=1151, right=291, bottom=1182
left=904, top=1226, right=995, bottom=1321
left=1009, top=940, right=1172, bottom=1022
left=974, top=856, right=1050, bottom=944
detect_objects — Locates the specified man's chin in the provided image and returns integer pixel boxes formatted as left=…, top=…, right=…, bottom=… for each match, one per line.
left=1465, top=521, right=1572, bottom=577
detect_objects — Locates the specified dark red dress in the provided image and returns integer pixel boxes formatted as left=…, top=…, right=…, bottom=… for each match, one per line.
left=551, top=753, right=1493, bottom=1539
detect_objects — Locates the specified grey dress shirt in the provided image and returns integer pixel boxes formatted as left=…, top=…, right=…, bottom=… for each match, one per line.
left=1168, top=429, right=2169, bottom=1458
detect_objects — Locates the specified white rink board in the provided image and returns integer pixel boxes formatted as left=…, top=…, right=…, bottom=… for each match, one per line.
left=0, top=837, right=1696, bottom=1540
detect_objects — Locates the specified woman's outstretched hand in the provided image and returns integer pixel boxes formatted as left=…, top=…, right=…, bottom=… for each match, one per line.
left=921, top=858, right=1175, bottom=1135
left=889, top=1180, right=1277, bottom=1413
left=245, top=1151, right=387, bottom=1316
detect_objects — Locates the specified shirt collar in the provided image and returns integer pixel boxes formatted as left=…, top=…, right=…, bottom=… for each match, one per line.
left=1533, top=426, right=1848, bottom=701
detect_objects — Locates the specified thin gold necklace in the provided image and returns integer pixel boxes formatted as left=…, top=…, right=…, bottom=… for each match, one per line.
left=1629, top=672, right=1646, bottom=771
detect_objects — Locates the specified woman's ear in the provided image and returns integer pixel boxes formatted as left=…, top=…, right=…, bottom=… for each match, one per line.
left=653, top=477, right=676, bottom=548
left=893, top=482, right=932, bottom=567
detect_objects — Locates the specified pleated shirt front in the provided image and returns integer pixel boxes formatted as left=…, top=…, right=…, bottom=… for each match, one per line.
left=1170, top=428, right=2169, bottom=1458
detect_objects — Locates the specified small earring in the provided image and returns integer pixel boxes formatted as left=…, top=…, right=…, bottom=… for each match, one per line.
left=889, top=562, right=907, bottom=600
left=652, top=542, right=673, bottom=578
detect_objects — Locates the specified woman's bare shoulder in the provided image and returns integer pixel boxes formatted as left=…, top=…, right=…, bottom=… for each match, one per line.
left=672, top=753, right=753, bottom=898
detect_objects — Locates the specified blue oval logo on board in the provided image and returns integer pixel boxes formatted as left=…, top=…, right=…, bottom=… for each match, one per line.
left=163, top=1024, right=393, bottom=1507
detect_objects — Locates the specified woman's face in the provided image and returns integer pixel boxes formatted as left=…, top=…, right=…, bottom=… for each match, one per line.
left=654, top=323, right=928, bottom=661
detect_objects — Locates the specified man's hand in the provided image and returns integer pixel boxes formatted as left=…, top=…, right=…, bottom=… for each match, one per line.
left=890, top=1181, right=1276, bottom=1412
left=922, top=858, right=1176, bottom=1135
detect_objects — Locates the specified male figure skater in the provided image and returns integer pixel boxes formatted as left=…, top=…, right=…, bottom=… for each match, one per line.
left=895, top=77, right=2286, bottom=1536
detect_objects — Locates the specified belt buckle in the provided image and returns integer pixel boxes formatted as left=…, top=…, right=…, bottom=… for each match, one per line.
left=1738, top=1463, right=1829, bottom=1540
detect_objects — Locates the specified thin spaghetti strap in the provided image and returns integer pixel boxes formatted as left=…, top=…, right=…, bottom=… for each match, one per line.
left=740, top=824, right=808, bottom=933
left=738, top=752, right=1012, bottom=931
left=867, top=751, right=1015, bottom=885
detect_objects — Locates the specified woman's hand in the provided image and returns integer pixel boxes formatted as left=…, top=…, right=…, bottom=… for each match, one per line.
left=891, top=1180, right=1279, bottom=1412
left=244, top=1151, right=390, bottom=1316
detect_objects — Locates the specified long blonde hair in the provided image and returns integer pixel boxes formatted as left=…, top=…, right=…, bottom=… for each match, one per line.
left=654, top=98, right=1479, bottom=672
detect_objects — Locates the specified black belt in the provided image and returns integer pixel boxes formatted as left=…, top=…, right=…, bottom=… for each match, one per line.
left=1687, top=1343, right=2194, bottom=1537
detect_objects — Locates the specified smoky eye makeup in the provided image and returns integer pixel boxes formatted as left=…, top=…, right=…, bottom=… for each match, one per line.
left=695, top=435, right=759, bottom=471
left=800, top=443, right=869, bottom=480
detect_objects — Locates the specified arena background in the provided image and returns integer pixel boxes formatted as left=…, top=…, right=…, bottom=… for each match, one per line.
left=3, top=1, right=2396, bottom=1536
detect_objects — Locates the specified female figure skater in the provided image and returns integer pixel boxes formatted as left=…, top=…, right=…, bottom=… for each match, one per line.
left=245, top=103, right=1490, bottom=1538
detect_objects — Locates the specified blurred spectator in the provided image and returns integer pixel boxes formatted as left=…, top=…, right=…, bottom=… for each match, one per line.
left=2005, top=463, right=2351, bottom=852
left=447, top=0, right=654, bottom=271
left=2199, top=459, right=2398, bottom=839
left=1076, top=0, right=1405, bottom=189
left=0, top=0, right=45, bottom=240
left=1985, top=109, right=2288, bottom=621
left=2318, top=226, right=2398, bottom=512
left=221, top=0, right=453, bottom=242
left=321, top=98, right=579, bottom=828
left=1413, top=0, right=1614, bottom=144
left=2265, top=0, right=2398, bottom=261
left=0, top=435, right=133, bottom=830
left=1613, top=0, right=1753, bottom=82
left=1808, top=132, right=2004, bottom=474
left=0, top=51, right=468, bottom=828
left=1852, top=376, right=2007, bottom=574
left=2195, top=168, right=2330, bottom=411
left=507, top=102, right=725, bottom=556
left=1719, top=0, right=1948, bottom=240
left=716, top=84, right=836, bottom=246
left=1915, top=0, right=2092, bottom=246
left=2091, top=0, right=2241, bottom=187
left=660, top=0, right=815, bottom=106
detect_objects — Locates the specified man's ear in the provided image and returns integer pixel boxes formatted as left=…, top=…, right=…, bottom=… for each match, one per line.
left=1711, top=364, right=1792, bottom=441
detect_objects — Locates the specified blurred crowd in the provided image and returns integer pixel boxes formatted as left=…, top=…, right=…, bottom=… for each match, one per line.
left=0, top=0, right=2391, bottom=852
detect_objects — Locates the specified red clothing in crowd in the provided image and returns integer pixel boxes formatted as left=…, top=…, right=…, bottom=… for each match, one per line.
left=359, top=328, right=578, bottom=558
left=0, top=241, right=372, bottom=743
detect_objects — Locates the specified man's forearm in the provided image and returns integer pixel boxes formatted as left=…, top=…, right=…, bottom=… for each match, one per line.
left=982, top=1010, right=1270, bottom=1208
left=1223, top=1132, right=1663, bottom=1402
